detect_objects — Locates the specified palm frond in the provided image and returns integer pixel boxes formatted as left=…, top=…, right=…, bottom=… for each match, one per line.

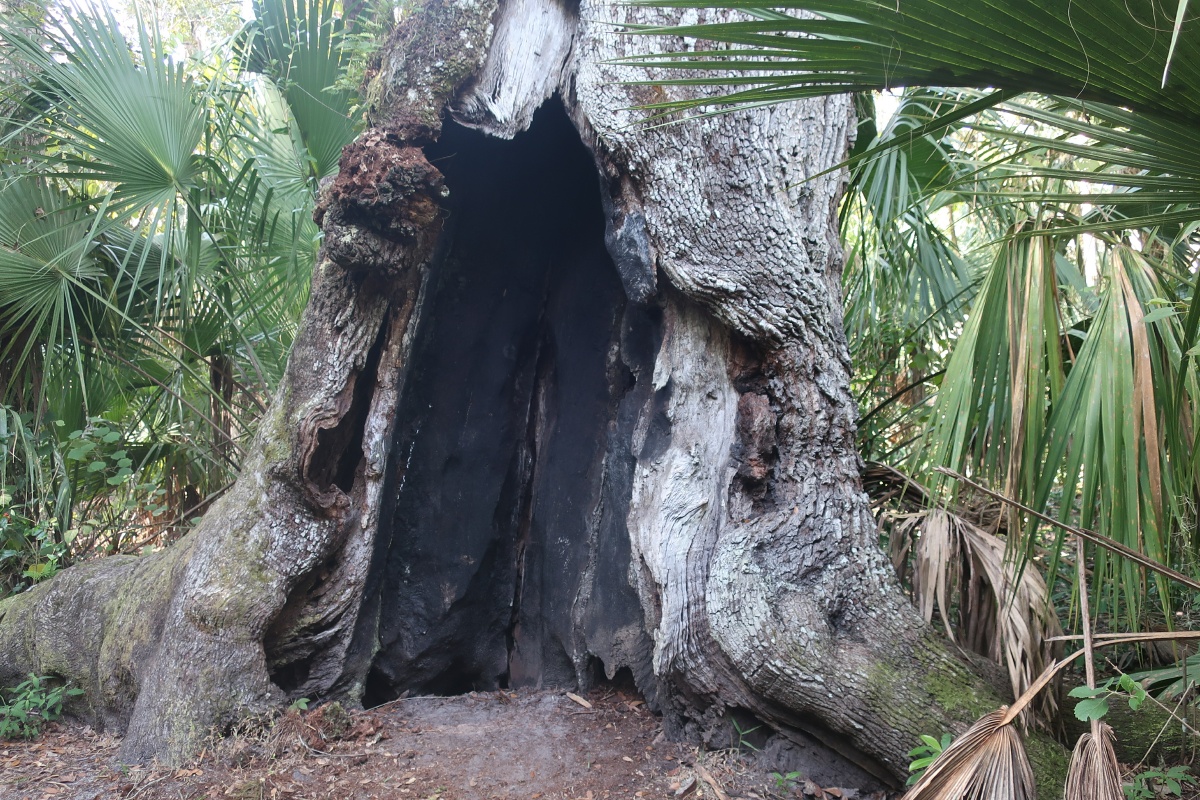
left=890, top=508, right=1061, bottom=718
left=943, top=95, right=1200, bottom=237
left=1034, top=247, right=1185, bottom=626
left=242, top=0, right=356, bottom=180
left=0, top=175, right=107, bottom=393
left=626, top=0, right=1200, bottom=126
left=901, top=708, right=1035, bottom=800
left=2, top=6, right=204, bottom=210
left=917, top=223, right=1063, bottom=500
left=1064, top=723, right=1122, bottom=800
left=843, top=90, right=979, bottom=340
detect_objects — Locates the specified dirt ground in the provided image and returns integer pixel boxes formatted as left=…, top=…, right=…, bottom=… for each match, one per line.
left=0, top=689, right=896, bottom=800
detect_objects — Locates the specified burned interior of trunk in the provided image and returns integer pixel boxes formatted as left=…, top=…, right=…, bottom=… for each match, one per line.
left=355, top=100, right=662, bottom=706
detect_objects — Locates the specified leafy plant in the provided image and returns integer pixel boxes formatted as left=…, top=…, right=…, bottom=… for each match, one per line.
left=907, top=732, right=953, bottom=786
left=1068, top=673, right=1148, bottom=723
left=0, top=406, right=184, bottom=593
left=770, top=770, right=802, bottom=793
left=0, top=674, right=83, bottom=739
left=1123, top=765, right=1196, bottom=800
left=0, top=406, right=71, bottom=594
left=0, top=0, right=361, bottom=573
left=730, top=717, right=762, bottom=753
left=1122, top=652, right=1200, bottom=702
left=0, top=508, right=71, bottom=589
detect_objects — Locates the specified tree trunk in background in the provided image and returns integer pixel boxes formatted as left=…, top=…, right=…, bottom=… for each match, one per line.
left=0, top=0, right=1065, bottom=790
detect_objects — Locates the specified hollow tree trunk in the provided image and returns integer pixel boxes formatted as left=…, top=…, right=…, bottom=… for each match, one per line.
left=0, top=0, right=1062, bottom=788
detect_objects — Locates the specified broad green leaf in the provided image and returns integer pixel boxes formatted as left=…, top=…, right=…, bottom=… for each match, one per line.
left=1073, top=696, right=1110, bottom=722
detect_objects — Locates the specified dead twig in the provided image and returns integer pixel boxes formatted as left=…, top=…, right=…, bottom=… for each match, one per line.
left=372, top=691, right=418, bottom=711
left=1049, top=631, right=1200, bottom=642
left=695, top=763, right=730, bottom=800
left=123, top=772, right=171, bottom=799
left=934, top=467, right=1200, bottom=592
left=1064, top=535, right=1122, bottom=800
left=294, top=735, right=368, bottom=759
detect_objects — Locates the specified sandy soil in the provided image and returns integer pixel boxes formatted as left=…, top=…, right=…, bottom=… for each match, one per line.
left=0, top=689, right=895, bottom=800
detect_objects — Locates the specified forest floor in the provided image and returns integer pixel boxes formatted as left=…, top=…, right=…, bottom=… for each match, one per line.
left=0, top=689, right=896, bottom=800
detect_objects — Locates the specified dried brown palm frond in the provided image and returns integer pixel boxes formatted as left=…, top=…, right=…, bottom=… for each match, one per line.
left=889, top=508, right=1061, bottom=720
left=901, top=708, right=1035, bottom=800
left=1064, top=723, right=1122, bottom=800
left=899, top=652, right=1090, bottom=800
left=1064, top=533, right=1124, bottom=800
left=862, top=461, right=932, bottom=512
left=902, top=634, right=1200, bottom=800
left=901, top=649, right=1088, bottom=800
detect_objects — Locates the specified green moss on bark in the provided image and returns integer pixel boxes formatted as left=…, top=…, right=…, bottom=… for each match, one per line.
left=1024, top=730, right=1070, bottom=800
left=1065, top=701, right=1200, bottom=764
left=922, top=668, right=998, bottom=719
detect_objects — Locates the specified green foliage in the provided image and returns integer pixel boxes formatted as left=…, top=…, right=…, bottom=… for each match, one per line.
left=626, top=0, right=1200, bottom=125
left=729, top=717, right=761, bottom=753
left=1122, top=651, right=1200, bottom=702
left=0, top=0, right=360, bottom=568
left=0, top=401, right=212, bottom=592
left=906, top=732, right=953, bottom=786
left=1068, top=673, right=1148, bottom=723
left=0, top=0, right=360, bottom=406
left=1, top=405, right=69, bottom=594
left=288, top=697, right=310, bottom=711
left=1124, top=765, right=1196, bottom=800
left=634, top=0, right=1200, bottom=661
left=0, top=674, right=83, bottom=740
left=0, top=507, right=70, bottom=591
left=332, top=0, right=408, bottom=112
left=770, top=771, right=802, bottom=792
left=242, top=0, right=357, bottom=182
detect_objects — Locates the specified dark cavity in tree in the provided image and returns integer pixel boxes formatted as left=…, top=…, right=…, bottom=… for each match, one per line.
left=356, top=99, right=662, bottom=705
left=309, top=319, right=389, bottom=497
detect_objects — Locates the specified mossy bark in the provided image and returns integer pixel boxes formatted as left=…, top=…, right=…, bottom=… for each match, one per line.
left=0, top=0, right=1067, bottom=785
left=0, top=544, right=191, bottom=733
left=1026, top=730, right=1072, bottom=800
left=1065, top=701, right=1200, bottom=765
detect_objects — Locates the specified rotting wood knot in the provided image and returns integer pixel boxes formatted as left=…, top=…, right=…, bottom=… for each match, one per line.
left=315, top=129, right=447, bottom=274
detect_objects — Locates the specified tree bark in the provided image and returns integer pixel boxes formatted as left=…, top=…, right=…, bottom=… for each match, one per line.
left=0, top=0, right=1062, bottom=789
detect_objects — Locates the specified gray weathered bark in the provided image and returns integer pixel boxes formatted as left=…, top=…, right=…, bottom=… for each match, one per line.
left=0, top=0, right=1053, bottom=788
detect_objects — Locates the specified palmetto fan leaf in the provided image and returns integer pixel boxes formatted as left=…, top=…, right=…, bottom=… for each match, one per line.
left=1032, top=247, right=1188, bottom=626
left=627, top=0, right=1200, bottom=126
left=2, top=6, right=204, bottom=210
left=889, top=508, right=1060, bottom=717
left=842, top=90, right=988, bottom=459
left=242, top=0, right=356, bottom=181
left=905, top=93, right=1200, bottom=237
left=1065, top=723, right=1122, bottom=800
left=918, top=225, right=1063, bottom=502
left=0, top=175, right=106, bottom=368
left=0, top=0, right=356, bottom=494
left=901, top=708, right=1035, bottom=800
left=843, top=91, right=976, bottom=336
left=631, top=1, right=1200, bottom=239
left=916, top=225, right=1189, bottom=626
